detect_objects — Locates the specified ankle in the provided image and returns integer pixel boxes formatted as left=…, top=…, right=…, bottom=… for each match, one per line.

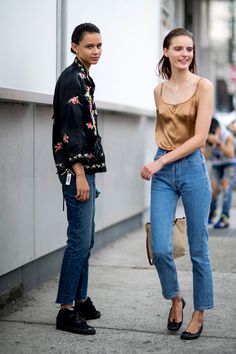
left=192, top=310, right=204, bottom=322
left=172, top=295, right=182, bottom=305
left=76, top=297, right=88, bottom=304
left=61, top=304, right=73, bottom=310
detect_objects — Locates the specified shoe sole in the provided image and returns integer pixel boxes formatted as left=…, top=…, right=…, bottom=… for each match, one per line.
left=56, top=326, right=96, bottom=335
left=180, top=325, right=203, bottom=340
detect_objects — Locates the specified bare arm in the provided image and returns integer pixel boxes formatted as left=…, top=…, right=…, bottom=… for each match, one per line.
left=141, top=79, right=213, bottom=180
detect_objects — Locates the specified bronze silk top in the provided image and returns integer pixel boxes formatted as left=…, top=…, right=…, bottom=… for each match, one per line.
left=155, top=79, right=201, bottom=150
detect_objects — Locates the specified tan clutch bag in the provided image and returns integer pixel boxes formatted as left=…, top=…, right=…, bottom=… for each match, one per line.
left=145, top=218, right=187, bottom=265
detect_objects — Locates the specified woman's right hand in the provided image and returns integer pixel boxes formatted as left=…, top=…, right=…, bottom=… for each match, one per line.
left=72, top=162, right=90, bottom=202
left=75, top=174, right=90, bottom=202
left=140, top=158, right=165, bottom=181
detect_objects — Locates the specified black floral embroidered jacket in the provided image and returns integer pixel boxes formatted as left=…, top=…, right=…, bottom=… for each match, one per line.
left=52, top=57, right=106, bottom=175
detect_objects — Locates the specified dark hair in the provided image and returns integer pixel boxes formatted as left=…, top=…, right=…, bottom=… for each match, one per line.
left=71, top=23, right=100, bottom=54
left=209, top=117, right=219, bottom=135
left=158, top=28, right=196, bottom=80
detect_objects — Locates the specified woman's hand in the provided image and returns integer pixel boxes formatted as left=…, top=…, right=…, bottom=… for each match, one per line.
left=140, top=158, right=165, bottom=181
left=72, top=162, right=90, bottom=202
left=75, top=174, right=90, bottom=202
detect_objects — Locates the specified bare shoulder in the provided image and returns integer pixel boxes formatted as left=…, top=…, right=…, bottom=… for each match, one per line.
left=198, top=77, right=213, bottom=91
left=154, top=83, right=164, bottom=107
left=154, top=82, right=163, bottom=96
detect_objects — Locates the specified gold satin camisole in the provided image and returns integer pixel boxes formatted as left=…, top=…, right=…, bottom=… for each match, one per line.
left=155, top=79, right=201, bottom=150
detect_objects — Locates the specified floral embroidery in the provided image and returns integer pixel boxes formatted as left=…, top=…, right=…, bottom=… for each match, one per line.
left=69, top=152, right=94, bottom=162
left=68, top=96, right=81, bottom=105
left=84, top=87, right=97, bottom=135
left=74, top=57, right=86, bottom=73
left=63, top=134, right=69, bottom=143
left=84, top=153, right=94, bottom=159
left=86, top=122, right=93, bottom=129
left=79, top=73, right=86, bottom=79
left=84, top=87, right=91, bottom=103
left=53, top=57, right=106, bottom=175
left=55, top=142, right=63, bottom=153
left=84, top=162, right=106, bottom=169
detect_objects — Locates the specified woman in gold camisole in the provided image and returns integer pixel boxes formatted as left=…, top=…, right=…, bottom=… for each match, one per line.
left=141, top=28, right=213, bottom=341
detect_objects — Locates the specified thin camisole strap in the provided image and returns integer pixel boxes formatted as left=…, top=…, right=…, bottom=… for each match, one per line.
left=196, top=77, right=202, bottom=91
left=160, top=82, right=164, bottom=96
left=194, top=78, right=203, bottom=101
left=156, top=83, right=164, bottom=108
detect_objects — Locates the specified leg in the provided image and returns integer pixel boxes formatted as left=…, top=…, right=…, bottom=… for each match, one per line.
left=208, top=166, right=221, bottom=223
left=151, top=171, right=179, bottom=300
left=151, top=167, right=185, bottom=330
left=75, top=176, right=96, bottom=301
left=221, top=165, right=236, bottom=217
left=55, top=173, right=96, bottom=335
left=182, top=164, right=213, bottom=311
left=209, top=177, right=219, bottom=212
left=180, top=155, right=213, bottom=337
left=214, top=164, right=236, bottom=228
left=56, top=174, right=95, bottom=305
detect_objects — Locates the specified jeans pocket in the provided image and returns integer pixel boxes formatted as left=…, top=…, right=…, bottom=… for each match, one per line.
left=184, top=150, right=205, bottom=164
left=154, top=149, right=168, bottom=161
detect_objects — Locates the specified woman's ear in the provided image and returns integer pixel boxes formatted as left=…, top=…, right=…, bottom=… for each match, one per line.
left=163, top=48, right=168, bottom=57
left=71, top=42, right=79, bottom=54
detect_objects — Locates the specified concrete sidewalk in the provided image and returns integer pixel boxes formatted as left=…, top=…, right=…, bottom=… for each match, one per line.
left=0, top=211, right=236, bottom=353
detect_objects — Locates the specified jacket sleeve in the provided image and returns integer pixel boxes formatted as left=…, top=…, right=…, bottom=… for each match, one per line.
left=55, top=72, right=94, bottom=166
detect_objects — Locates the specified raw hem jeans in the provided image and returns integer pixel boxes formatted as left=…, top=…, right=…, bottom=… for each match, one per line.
left=151, top=148, right=214, bottom=311
left=56, top=173, right=96, bottom=305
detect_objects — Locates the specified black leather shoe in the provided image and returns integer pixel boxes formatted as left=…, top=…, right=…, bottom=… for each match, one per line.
left=167, top=298, right=186, bottom=332
left=75, top=297, right=101, bottom=320
left=56, top=308, right=96, bottom=335
left=180, top=324, right=203, bottom=340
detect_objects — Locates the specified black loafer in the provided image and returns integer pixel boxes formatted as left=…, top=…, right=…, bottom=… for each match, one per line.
left=180, top=324, right=203, bottom=340
left=167, top=298, right=186, bottom=332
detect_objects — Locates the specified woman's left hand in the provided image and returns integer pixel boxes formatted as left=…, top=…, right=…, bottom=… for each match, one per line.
left=140, top=159, right=164, bottom=181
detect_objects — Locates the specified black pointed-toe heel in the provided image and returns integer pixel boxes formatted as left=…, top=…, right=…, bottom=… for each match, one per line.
left=180, top=324, right=203, bottom=340
left=167, top=298, right=186, bottom=332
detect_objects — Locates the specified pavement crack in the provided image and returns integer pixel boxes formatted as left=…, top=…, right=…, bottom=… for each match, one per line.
left=90, top=264, right=151, bottom=270
left=1, top=319, right=236, bottom=341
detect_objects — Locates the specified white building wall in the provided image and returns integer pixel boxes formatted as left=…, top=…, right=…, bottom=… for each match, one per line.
left=0, top=0, right=161, bottom=110
left=0, top=0, right=57, bottom=94
left=0, top=0, right=162, bottom=277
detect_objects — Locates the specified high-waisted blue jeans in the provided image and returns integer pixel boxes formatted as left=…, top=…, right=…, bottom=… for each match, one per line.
left=151, top=148, right=214, bottom=310
left=56, top=173, right=96, bottom=304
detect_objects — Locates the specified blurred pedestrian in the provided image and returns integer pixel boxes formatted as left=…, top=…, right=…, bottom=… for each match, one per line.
left=141, top=28, right=213, bottom=340
left=205, top=117, right=236, bottom=228
left=227, top=117, right=236, bottom=142
left=52, top=23, right=106, bottom=335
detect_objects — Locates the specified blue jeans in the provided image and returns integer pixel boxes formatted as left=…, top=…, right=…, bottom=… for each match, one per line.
left=56, top=173, right=96, bottom=304
left=151, top=148, right=213, bottom=310
left=210, top=164, right=236, bottom=218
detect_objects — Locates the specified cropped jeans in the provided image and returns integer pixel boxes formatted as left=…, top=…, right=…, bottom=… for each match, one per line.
left=151, top=148, right=214, bottom=310
left=56, top=172, right=96, bottom=304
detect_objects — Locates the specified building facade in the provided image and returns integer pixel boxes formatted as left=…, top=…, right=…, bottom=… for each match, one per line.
left=0, top=0, right=220, bottom=304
